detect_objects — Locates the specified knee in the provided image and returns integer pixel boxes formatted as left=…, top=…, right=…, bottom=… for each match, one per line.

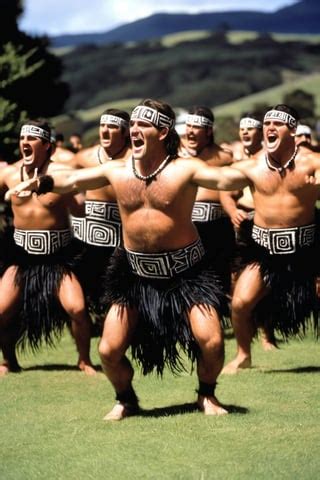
left=200, top=330, right=224, bottom=356
left=98, top=338, right=123, bottom=365
left=65, top=302, right=87, bottom=321
left=231, top=294, right=252, bottom=317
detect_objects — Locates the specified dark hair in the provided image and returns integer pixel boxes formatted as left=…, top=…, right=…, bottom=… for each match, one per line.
left=22, top=119, right=53, bottom=156
left=187, top=105, right=215, bottom=144
left=272, top=104, right=300, bottom=123
left=139, top=98, right=180, bottom=158
left=55, top=133, right=65, bottom=142
left=241, top=112, right=262, bottom=123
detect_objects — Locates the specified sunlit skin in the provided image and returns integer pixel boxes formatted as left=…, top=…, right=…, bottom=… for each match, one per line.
left=71, top=121, right=131, bottom=207
left=185, top=122, right=233, bottom=202
left=0, top=134, right=95, bottom=376
left=222, top=119, right=320, bottom=374
left=6, top=115, right=250, bottom=415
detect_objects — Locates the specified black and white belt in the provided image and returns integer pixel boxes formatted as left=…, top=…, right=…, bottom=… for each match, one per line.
left=71, top=201, right=121, bottom=247
left=14, top=228, right=72, bottom=255
left=192, top=201, right=227, bottom=222
left=126, top=238, right=205, bottom=279
left=252, top=223, right=316, bottom=255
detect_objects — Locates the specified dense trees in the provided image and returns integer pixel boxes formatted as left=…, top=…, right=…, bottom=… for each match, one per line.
left=0, top=0, right=69, bottom=160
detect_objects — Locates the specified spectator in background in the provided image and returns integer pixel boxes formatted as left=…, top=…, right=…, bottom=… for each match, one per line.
left=69, top=133, right=83, bottom=153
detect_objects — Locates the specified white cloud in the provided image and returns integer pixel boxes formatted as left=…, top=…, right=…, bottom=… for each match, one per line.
left=19, top=0, right=296, bottom=36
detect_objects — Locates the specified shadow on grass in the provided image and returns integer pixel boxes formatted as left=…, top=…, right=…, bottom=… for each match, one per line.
left=265, top=366, right=320, bottom=374
left=22, top=363, right=103, bottom=372
left=137, top=402, right=248, bottom=418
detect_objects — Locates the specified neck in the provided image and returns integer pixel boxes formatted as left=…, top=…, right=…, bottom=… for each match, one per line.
left=99, top=143, right=127, bottom=163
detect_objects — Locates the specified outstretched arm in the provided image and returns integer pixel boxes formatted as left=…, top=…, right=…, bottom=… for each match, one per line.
left=5, top=164, right=110, bottom=201
left=192, top=162, right=249, bottom=191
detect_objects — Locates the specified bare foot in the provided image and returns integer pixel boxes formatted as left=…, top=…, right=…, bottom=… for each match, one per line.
left=197, top=395, right=228, bottom=416
left=261, top=338, right=277, bottom=351
left=261, top=333, right=277, bottom=351
left=0, top=364, right=10, bottom=376
left=0, top=362, right=21, bottom=376
left=78, top=361, right=97, bottom=376
left=221, top=356, right=251, bottom=374
left=103, top=403, right=139, bottom=421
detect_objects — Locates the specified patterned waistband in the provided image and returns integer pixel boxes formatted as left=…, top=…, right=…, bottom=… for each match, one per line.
left=85, top=200, right=121, bottom=222
left=252, top=224, right=316, bottom=255
left=126, top=238, right=205, bottom=279
left=192, top=202, right=227, bottom=222
left=71, top=215, right=121, bottom=247
left=14, top=229, right=72, bottom=255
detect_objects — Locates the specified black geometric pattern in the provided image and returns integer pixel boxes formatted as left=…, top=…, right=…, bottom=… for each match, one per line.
left=131, top=106, right=174, bottom=129
left=252, top=224, right=316, bottom=255
left=14, top=229, right=71, bottom=255
left=192, top=201, right=227, bottom=222
left=71, top=201, right=121, bottom=247
left=126, top=238, right=205, bottom=279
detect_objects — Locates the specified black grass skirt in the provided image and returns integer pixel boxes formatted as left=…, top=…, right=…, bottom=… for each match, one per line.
left=2, top=238, right=84, bottom=351
left=194, top=217, right=235, bottom=294
left=101, top=247, right=229, bottom=376
left=74, top=241, right=114, bottom=334
left=233, top=220, right=319, bottom=338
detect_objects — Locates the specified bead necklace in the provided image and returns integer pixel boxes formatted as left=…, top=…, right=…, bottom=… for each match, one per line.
left=132, top=154, right=171, bottom=182
left=265, top=146, right=298, bottom=176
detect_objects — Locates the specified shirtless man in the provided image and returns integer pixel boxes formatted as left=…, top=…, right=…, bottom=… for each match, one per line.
left=71, top=109, right=131, bottom=331
left=221, top=105, right=320, bottom=373
left=7, top=100, right=249, bottom=417
left=0, top=119, right=95, bottom=375
left=183, top=106, right=234, bottom=293
left=220, top=114, right=277, bottom=351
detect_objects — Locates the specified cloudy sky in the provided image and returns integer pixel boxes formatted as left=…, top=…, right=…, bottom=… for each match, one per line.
left=19, top=0, right=297, bottom=36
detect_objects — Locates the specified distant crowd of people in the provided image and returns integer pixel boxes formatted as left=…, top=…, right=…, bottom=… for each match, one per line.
left=1, top=99, right=320, bottom=421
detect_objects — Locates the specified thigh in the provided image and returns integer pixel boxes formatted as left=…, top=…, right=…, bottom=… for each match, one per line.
left=58, top=272, right=86, bottom=312
left=188, top=304, right=223, bottom=346
left=0, top=266, right=22, bottom=318
left=232, top=263, right=268, bottom=306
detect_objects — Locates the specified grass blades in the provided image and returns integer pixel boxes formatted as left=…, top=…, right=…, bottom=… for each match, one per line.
left=1, top=330, right=319, bottom=480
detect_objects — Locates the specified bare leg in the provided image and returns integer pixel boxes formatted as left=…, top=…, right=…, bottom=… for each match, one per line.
left=0, top=267, right=22, bottom=376
left=98, top=304, right=138, bottom=421
left=222, top=264, right=268, bottom=374
left=260, top=326, right=277, bottom=351
left=189, top=305, right=228, bottom=416
left=58, top=273, right=96, bottom=375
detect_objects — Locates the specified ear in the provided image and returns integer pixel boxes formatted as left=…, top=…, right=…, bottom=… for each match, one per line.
left=158, top=127, right=169, bottom=141
left=290, top=127, right=297, bottom=137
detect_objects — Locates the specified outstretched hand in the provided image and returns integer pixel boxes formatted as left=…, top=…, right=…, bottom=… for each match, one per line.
left=5, top=168, right=38, bottom=201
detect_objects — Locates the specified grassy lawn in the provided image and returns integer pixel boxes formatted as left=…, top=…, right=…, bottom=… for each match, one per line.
left=1, top=330, right=319, bottom=480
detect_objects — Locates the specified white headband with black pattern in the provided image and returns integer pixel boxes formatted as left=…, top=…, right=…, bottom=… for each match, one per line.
left=264, top=110, right=297, bottom=128
left=239, top=117, right=262, bottom=129
left=186, top=114, right=213, bottom=128
left=21, top=125, right=51, bottom=142
left=100, top=114, right=128, bottom=128
left=131, top=106, right=174, bottom=129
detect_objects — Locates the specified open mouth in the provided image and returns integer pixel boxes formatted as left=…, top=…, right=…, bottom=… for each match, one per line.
left=22, top=146, right=33, bottom=163
left=266, top=134, right=279, bottom=149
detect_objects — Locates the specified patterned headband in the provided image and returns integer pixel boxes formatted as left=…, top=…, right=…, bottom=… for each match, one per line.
left=21, top=125, right=51, bottom=142
left=100, top=114, right=129, bottom=128
left=186, top=114, right=213, bottom=128
left=239, top=117, right=262, bottom=129
left=131, top=106, right=174, bottom=129
left=264, top=110, right=297, bottom=128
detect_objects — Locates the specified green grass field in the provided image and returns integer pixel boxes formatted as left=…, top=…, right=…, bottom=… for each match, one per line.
left=1, top=330, right=319, bottom=480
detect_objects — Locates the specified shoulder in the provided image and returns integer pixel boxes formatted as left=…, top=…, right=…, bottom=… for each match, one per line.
left=73, top=146, right=98, bottom=168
